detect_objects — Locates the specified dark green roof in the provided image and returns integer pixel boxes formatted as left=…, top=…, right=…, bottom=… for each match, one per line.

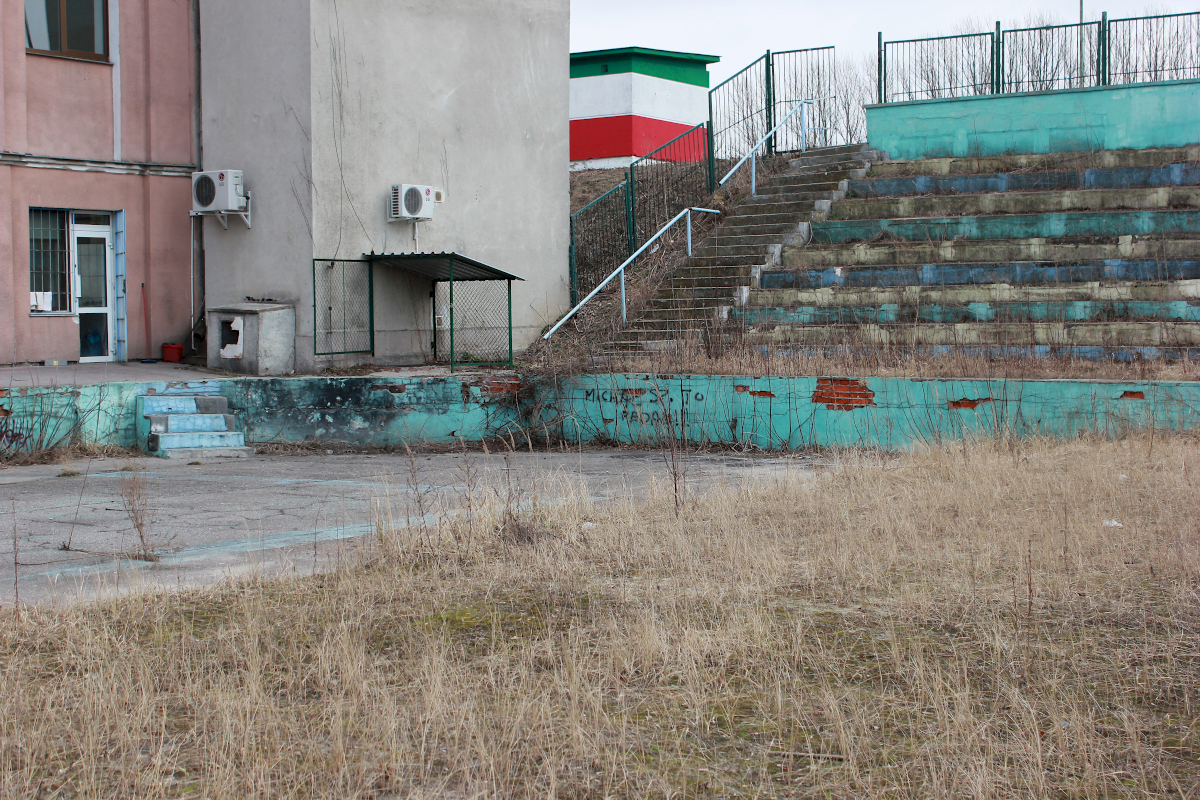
left=365, top=252, right=523, bottom=282
left=570, top=47, right=720, bottom=87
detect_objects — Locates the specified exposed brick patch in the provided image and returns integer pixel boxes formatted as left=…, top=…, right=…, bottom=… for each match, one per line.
left=735, top=385, right=750, bottom=393
left=371, top=384, right=407, bottom=394
left=603, top=418, right=615, bottom=425
left=483, top=376, right=524, bottom=396
left=1120, top=391, right=1145, bottom=400
left=621, top=388, right=647, bottom=397
left=749, top=390, right=776, bottom=398
left=812, top=378, right=876, bottom=411
left=948, top=397, right=992, bottom=410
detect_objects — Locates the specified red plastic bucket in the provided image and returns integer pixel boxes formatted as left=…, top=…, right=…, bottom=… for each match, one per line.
left=162, top=343, right=184, bottom=362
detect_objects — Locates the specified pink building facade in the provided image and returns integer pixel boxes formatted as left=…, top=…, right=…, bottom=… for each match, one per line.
left=4, top=1, right=196, bottom=365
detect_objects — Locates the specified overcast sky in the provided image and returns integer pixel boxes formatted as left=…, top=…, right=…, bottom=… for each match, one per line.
left=570, top=0, right=1197, bottom=85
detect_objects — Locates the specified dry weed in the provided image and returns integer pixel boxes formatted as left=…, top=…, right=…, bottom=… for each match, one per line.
left=1, top=432, right=1198, bottom=798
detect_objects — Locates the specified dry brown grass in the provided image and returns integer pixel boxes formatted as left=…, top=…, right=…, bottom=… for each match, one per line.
left=2, top=432, right=1198, bottom=798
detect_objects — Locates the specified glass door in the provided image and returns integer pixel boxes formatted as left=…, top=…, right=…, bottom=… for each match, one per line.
left=72, top=216, right=115, bottom=362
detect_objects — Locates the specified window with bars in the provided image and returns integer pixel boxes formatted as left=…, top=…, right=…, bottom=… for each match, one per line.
left=25, top=0, right=108, bottom=62
left=29, top=209, right=70, bottom=313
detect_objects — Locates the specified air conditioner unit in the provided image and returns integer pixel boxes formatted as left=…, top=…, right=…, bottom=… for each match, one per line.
left=389, top=184, right=444, bottom=221
left=192, top=170, right=247, bottom=213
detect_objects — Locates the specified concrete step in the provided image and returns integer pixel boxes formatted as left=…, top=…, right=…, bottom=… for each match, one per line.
left=811, top=209, right=1200, bottom=245
left=848, top=164, right=1200, bottom=199
left=762, top=258, right=1200, bottom=289
left=711, top=221, right=806, bottom=239
left=147, top=413, right=237, bottom=434
left=728, top=200, right=822, bottom=217
left=742, top=183, right=841, bottom=198
left=867, top=145, right=1200, bottom=180
left=781, top=236, right=1200, bottom=269
left=156, top=446, right=255, bottom=461
left=699, top=233, right=801, bottom=249
left=688, top=254, right=773, bottom=268
left=749, top=279, right=1200, bottom=306
left=736, top=320, right=1200, bottom=347
left=147, top=431, right=248, bottom=454
left=736, top=299, right=1200, bottom=325
left=693, top=243, right=775, bottom=259
left=776, top=163, right=866, bottom=181
left=788, top=144, right=878, bottom=168
left=140, top=395, right=229, bottom=416
left=828, top=186, right=1200, bottom=222
left=716, top=212, right=812, bottom=227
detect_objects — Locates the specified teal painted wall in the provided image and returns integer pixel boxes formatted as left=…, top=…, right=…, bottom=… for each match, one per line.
left=0, top=374, right=1197, bottom=456
left=543, top=375, right=1200, bottom=451
left=865, top=80, right=1200, bottom=160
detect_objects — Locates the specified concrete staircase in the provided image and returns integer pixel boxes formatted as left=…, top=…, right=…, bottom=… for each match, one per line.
left=733, top=145, right=1200, bottom=357
left=135, top=393, right=253, bottom=459
left=606, top=143, right=887, bottom=352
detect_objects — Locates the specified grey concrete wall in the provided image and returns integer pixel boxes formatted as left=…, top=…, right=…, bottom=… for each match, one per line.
left=308, top=0, right=572, bottom=366
left=198, top=1, right=314, bottom=365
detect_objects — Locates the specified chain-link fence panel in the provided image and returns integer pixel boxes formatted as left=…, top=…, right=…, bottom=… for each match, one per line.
left=571, top=182, right=630, bottom=303
left=313, top=259, right=373, bottom=355
left=434, top=280, right=512, bottom=365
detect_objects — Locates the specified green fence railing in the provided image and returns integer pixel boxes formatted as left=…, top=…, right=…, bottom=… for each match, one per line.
left=879, top=10, right=1200, bottom=103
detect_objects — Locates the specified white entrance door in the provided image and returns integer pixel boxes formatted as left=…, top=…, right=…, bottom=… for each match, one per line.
left=73, top=217, right=115, bottom=363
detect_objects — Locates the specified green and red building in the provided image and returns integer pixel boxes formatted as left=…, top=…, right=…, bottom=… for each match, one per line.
left=569, top=47, right=719, bottom=169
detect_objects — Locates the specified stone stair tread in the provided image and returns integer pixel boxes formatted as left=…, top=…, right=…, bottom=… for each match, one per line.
left=157, top=446, right=255, bottom=460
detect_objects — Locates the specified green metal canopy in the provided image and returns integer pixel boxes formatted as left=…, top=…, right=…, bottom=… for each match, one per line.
left=364, top=252, right=524, bottom=283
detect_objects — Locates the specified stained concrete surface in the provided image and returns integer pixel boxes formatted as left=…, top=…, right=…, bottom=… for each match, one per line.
left=0, top=448, right=812, bottom=606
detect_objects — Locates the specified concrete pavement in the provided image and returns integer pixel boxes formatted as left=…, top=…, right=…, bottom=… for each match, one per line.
left=0, top=448, right=813, bottom=606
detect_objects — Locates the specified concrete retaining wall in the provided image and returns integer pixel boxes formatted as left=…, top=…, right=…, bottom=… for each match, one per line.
left=0, top=374, right=1196, bottom=455
left=865, top=80, right=1200, bottom=160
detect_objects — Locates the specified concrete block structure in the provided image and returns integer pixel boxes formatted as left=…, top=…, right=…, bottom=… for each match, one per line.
left=200, top=0, right=571, bottom=373
left=4, top=1, right=198, bottom=366
left=570, top=47, right=719, bottom=170
left=865, top=79, right=1200, bottom=160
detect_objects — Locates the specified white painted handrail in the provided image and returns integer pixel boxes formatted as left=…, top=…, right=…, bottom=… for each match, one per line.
left=545, top=206, right=721, bottom=341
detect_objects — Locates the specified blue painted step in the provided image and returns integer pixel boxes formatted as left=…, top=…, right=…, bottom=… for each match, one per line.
left=136, top=393, right=252, bottom=458
left=811, top=209, right=1200, bottom=244
left=760, top=259, right=1200, bottom=290
left=149, top=432, right=246, bottom=451
left=737, top=300, right=1200, bottom=325
left=147, top=413, right=236, bottom=433
left=849, top=164, right=1200, bottom=198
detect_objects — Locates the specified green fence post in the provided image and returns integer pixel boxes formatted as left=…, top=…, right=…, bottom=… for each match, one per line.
left=1101, top=12, right=1109, bottom=85
left=877, top=32, right=884, bottom=104
left=568, top=219, right=578, bottom=306
left=706, top=114, right=716, bottom=194
left=448, top=258, right=455, bottom=374
left=764, top=51, right=775, bottom=155
left=993, top=22, right=1001, bottom=94
left=626, top=166, right=637, bottom=255
left=368, top=259, right=375, bottom=356
left=507, top=279, right=513, bottom=368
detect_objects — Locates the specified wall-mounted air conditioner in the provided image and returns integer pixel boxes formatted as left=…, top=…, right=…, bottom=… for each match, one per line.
left=389, top=184, right=444, bottom=221
left=192, top=170, right=247, bottom=213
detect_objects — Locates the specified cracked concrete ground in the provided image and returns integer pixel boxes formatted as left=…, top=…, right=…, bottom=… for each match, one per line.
left=0, top=448, right=814, bottom=606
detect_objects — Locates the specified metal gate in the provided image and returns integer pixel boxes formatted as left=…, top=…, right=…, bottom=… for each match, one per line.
left=313, top=258, right=374, bottom=356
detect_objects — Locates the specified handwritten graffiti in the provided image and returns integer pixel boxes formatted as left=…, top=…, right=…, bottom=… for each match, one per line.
left=583, top=388, right=706, bottom=404
left=0, top=419, right=30, bottom=449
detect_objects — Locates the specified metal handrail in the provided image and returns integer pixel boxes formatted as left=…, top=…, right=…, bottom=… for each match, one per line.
left=719, top=97, right=830, bottom=195
left=544, top=206, right=720, bottom=341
